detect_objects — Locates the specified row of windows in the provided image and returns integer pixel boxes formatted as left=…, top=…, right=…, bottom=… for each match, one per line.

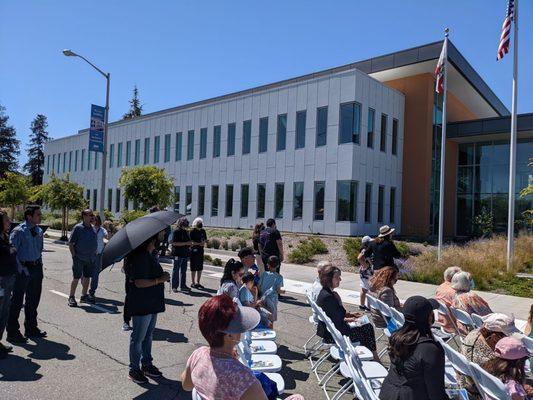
left=45, top=106, right=399, bottom=175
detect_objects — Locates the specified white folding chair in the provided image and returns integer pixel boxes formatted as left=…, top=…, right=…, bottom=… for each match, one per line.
left=344, top=336, right=387, bottom=393
left=432, top=301, right=459, bottom=345
left=304, top=292, right=323, bottom=357
left=237, top=344, right=282, bottom=373
left=307, top=299, right=335, bottom=372
left=343, top=339, right=380, bottom=400
left=470, top=313, right=484, bottom=329
left=238, top=338, right=277, bottom=355
left=469, top=362, right=512, bottom=400
left=437, top=337, right=472, bottom=387
left=192, top=388, right=203, bottom=400
left=388, top=306, right=404, bottom=327
left=264, top=372, right=285, bottom=394
left=249, top=328, right=277, bottom=341
left=366, top=295, right=385, bottom=342
left=449, top=307, right=476, bottom=335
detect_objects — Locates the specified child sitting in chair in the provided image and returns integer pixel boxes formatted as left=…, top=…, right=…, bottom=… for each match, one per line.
left=258, top=256, right=284, bottom=327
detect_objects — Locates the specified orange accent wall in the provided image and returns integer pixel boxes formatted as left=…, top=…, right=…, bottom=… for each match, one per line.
left=384, top=73, right=478, bottom=237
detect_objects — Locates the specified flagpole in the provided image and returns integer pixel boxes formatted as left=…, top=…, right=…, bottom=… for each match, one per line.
left=437, top=28, right=449, bottom=262
left=506, top=0, right=519, bottom=272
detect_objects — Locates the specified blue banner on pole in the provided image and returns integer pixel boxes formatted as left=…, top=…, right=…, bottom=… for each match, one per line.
left=89, top=104, right=105, bottom=152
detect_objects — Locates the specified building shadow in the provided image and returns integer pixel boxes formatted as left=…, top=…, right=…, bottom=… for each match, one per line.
left=22, top=338, right=75, bottom=361
left=183, top=291, right=211, bottom=299
left=0, top=354, right=42, bottom=381
left=131, top=376, right=184, bottom=400
left=279, top=295, right=308, bottom=308
left=164, top=298, right=193, bottom=307
left=152, top=328, right=188, bottom=343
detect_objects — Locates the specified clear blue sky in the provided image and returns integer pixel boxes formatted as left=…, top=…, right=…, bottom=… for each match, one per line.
left=1, top=0, right=532, bottom=167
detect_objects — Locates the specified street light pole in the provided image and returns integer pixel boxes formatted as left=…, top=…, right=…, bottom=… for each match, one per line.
left=63, top=50, right=109, bottom=218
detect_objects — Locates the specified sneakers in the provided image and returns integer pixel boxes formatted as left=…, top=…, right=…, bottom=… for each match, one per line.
left=141, top=365, right=163, bottom=378
left=80, top=295, right=89, bottom=303
left=6, top=332, right=27, bottom=344
left=87, top=294, right=96, bottom=304
left=68, top=296, right=78, bottom=307
left=128, top=369, right=148, bottom=384
left=25, top=329, right=47, bottom=338
left=122, top=322, right=132, bottom=332
left=196, top=283, right=205, bottom=289
left=180, top=286, right=190, bottom=292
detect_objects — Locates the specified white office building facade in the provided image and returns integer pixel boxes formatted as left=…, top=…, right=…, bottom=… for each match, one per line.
left=44, top=66, right=404, bottom=236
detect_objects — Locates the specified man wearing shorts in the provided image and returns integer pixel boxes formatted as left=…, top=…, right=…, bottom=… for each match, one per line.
left=68, top=209, right=97, bottom=307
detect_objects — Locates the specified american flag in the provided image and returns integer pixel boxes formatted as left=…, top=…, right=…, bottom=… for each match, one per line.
left=435, top=39, right=447, bottom=94
left=497, top=0, right=514, bottom=60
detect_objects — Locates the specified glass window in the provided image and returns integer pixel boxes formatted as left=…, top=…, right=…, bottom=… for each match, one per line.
left=390, top=187, right=396, bottom=223
left=124, top=195, right=129, bottom=211
left=87, top=151, right=91, bottom=171
left=109, top=144, right=115, bottom=168
left=275, top=183, right=284, bottom=219
left=86, top=189, right=91, bottom=202
left=365, top=183, right=372, bottom=223
left=225, top=185, right=233, bottom=217
left=56, top=153, right=60, bottom=173
left=200, top=128, right=207, bottom=159
left=316, top=106, right=328, bottom=147
left=164, top=134, right=171, bottom=162
left=126, top=141, right=132, bottom=166
left=339, top=102, right=361, bottom=144
left=153, top=136, right=160, bottom=163
left=174, top=186, right=180, bottom=212
left=187, top=130, right=194, bottom=160
left=144, top=138, right=150, bottom=164
left=257, top=184, right=266, bottom=218
left=117, top=142, right=123, bottom=167
left=213, top=125, right=221, bottom=158
left=293, top=182, right=304, bottom=220
left=116, top=188, right=121, bottom=213
left=242, top=120, right=252, bottom=155
left=46, top=155, right=50, bottom=175
left=259, top=117, right=268, bottom=153
left=295, top=110, right=306, bottom=149
left=380, top=114, right=387, bottom=152
left=52, top=154, right=55, bottom=173
left=241, top=184, right=249, bottom=218
left=68, top=151, right=72, bottom=172
left=227, top=123, right=236, bottom=156
left=392, top=119, right=398, bottom=155
left=337, top=180, right=358, bottom=222
left=378, top=185, right=384, bottom=223
left=211, top=185, right=219, bottom=216
left=198, top=186, right=205, bottom=215
left=186, top=185, right=192, bottom=215
left=93, top=189, right=97, bottom=210
left=80, top=150, right=85, bottom=171
left=314, top=181, right=325, bottom=220
left=175, top=132, right=183, bottom=161
left=107, top=188, right=112, bottom=212
left=276, top=114, right=287, bottom=151
left=458, top=143, right=475, bottom=166
left=367, top=108, right=375, bottom=148
left=63, top=152, right=67, bottom=173
left=134, top=139, right=141, bottom=165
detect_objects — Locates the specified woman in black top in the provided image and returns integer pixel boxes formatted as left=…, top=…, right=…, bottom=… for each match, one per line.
left=124, top=234, right=170, bottom=384
left=0, top=211, right=17, bottom=357
left=359, top=225, right=402, bottom=271
left=379, top=296, right=449, bottom=400
left=316, top=264, right=379, bottom=361
left=189, top=218, right=207, bottom=289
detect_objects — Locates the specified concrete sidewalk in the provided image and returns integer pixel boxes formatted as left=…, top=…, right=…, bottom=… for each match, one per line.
left=45, top=228, right=532, bottom=321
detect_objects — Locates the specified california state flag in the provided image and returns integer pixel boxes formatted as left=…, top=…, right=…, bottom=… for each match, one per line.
left=435, top=40, right=447, bottom=94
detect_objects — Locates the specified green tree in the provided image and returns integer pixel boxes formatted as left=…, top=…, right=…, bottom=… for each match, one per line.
left=0, top=172, right=31, bottom=220
left=119, top=166, right=173, bottom=210
left=122, top=85, right=143, bottom=120
left=519, top=158, right=533, bottom=227
left=0, top=104, right=20, bottom=178
left=24, top=114, right=51, bottom=186
left=34, top=174, right=86, bottom=240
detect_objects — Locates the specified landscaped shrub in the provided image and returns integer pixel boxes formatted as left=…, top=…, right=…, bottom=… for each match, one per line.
left=203, top=254, right=213, bottom=262
left=287, top=247, right=312, bottom=264
left=307, top=237, right=328, bottom=254
left=205, top=239, right=213, bottom=248
left=222, top=240, right=229, bottom=250
left=287, top=237, right=328, bottom=264
left=230, top=241, right=239, bottom=251
left=211, top=238, right=221, bottom=250
left=121, top=210, right=147, bottom=224
left=237, top=239, right=247, bottom=249
left=212, top=257, right=223, bottom=266
left=343, top=237, right=363, bottom=266
left=395, top=241, right=410, bottom=258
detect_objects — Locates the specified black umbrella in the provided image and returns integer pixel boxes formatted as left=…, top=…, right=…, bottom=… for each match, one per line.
left=101, top=210, right=182, bottom=269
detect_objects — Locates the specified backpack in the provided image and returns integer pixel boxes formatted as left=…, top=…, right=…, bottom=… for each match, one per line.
left=259, top=229, right=271, bottom=250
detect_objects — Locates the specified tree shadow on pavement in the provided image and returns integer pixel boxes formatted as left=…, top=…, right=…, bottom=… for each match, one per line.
left=153, top=328, right=188, bottom=343
left=0, top=354, right=42, bottom=381
left=22, top=338, right=75, bottom=361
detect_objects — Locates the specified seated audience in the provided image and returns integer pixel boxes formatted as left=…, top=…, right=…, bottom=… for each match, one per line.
left=379, top=296, right=448, bottom=400
left=217, top=259, right=244, bottom=299
left=316, top=264, right=379, bottom=361
left=239, top=272, right=272, bottom=328
left=482, top=337, right=531, bottom=400
left=434, top=266, right=462, bottom=333
left=459, top=313, right=518, bottom=399
left=369, top=266, right=401, bottom=328
left=451, top=271, right=492, bottom=335
left=180, top=295, right=304, bottom=400
left=310, top=261, right=330, bottom=301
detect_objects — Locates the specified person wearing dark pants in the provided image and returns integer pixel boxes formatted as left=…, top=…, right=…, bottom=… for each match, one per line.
left=7, top=205, right=46, bottom=344
left=171, top=217, right=191, bottom=292
left=258, top=219, right=284, bottom=273
left=122, top=271, right=132, bottom=331
left=88, top=215, right=108, bottom=303
left=0, top=211, right=18, bottom=356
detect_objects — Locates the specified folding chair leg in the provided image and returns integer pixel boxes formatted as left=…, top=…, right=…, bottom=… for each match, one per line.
left=318, top=363, right=340, bottom=387
left=311, top=349, right=330, bottom=374
left=303, top=333, right=317, bottom=354
left=331, top=379, right=353, bottom=400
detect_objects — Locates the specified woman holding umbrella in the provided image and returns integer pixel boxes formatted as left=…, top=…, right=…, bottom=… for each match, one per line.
left=124, top=233, right=170, bottom=384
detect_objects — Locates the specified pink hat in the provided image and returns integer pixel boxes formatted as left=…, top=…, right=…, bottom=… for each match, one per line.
left=494, top=337, right=528, bottom=360
left=482, top=313, right=519, bottom=335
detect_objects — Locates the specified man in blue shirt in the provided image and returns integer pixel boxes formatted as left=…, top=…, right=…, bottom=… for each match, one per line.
left=7, top=205, right=45, bottom=344
left=68, top=209, right=97, bottom=307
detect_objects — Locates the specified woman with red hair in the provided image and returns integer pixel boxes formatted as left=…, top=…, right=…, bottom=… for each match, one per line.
left=181, top=295, right=304, bottom=400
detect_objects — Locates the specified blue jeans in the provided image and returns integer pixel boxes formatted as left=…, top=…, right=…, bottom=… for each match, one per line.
left=172, top=257, right=188, bottom=289
left=0, top=274, right=16, bottom=340
left=129, top=313, right=157, bottom=371
left=89, top=253, right=103, bottom=296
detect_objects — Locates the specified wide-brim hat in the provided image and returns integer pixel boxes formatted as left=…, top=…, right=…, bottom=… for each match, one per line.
left=378, top=225, right=395, bottom=238
left=221, top=304, right=260, bottom=334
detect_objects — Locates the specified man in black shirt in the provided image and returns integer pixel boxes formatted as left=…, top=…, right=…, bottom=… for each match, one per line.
left=171, top=217, right=192, bottom=292
left=259, top=219, right=284, bottom=271
left=359, top=225, right=401, bottom=271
